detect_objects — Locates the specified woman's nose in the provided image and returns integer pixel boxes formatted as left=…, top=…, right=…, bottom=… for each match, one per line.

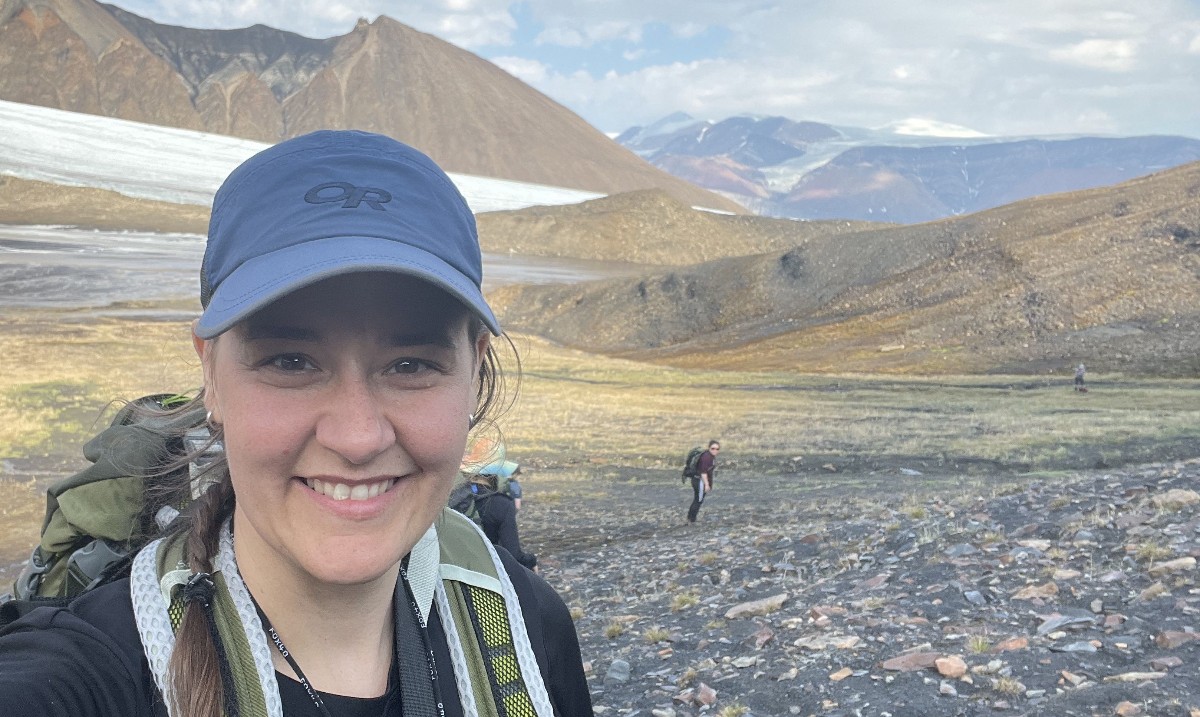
left=315, top=375, right=396, bottom=465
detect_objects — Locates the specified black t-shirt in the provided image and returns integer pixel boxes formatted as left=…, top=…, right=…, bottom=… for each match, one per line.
left=0, top=548, right=592, bottom=717
left=277, top=670, right=394, bottom=717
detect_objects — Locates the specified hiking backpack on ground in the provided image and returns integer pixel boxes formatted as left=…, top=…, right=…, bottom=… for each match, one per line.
left=682, top=446, right=705, bottom=483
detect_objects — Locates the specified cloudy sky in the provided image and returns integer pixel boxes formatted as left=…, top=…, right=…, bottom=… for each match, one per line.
left=116, top=1, right=1200, bottom=139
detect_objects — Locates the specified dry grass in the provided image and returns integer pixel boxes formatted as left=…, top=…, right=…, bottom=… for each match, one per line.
left=992, top=676, right=1026, bottom=695
left=966, top=634, right=992, bottom=654
left=2, top=305, right=1199, bottom=582
left=497, top=335, right=1200, bottom=472
left=0, top=312, right=199, bottom=457
left=642, top=626, right=671, bottom=643
left=5, top=311, right=1197, bottom=479
left=677, top=667, right=698, bottom=688
left=1134, top=541, right=1174, bottom=564
left=670, top=592, right=700, bottom=612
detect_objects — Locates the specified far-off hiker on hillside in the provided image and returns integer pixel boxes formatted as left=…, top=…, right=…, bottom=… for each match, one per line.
left=686, top=440, right=721, bottom=524
left=1074, top=363, right=1087, bottom=392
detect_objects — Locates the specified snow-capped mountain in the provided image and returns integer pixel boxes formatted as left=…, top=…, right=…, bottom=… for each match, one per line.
left=617, top=114, right=1200, bottom=223
left=0, top=99, right=603, bottom=214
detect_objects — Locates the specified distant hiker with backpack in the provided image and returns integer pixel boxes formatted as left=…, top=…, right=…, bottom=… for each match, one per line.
left=686, top=440, right=721, bottom=523
left=0, top=131, right=590, bottom=716
left=461, top=432, right=524, bottom=510
left=450, top=472, right=538, bottom=570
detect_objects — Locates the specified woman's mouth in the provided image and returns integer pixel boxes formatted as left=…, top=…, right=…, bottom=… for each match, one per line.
left=304, top=477, right=397, bottom=501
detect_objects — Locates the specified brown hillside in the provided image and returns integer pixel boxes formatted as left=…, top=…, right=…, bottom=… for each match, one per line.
left=488, top=161, right=1200, bottom=377
left=476, top=189, right=883, bottom=265
left=0, top=0, right=742, bottom=213
left=0, top=175, right=208, bottom=233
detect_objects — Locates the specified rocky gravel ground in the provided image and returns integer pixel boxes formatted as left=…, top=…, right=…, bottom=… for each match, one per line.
left=522, top=458, right=1200, bottom=717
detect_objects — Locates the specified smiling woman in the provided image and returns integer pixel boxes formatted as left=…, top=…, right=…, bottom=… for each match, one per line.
left=0, top=131, right=593, bottom=717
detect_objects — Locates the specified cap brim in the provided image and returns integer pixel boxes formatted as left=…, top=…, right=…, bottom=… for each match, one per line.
left=195, top=236, right=500, bottom=339
left=480, top=460, right=519, bottom=478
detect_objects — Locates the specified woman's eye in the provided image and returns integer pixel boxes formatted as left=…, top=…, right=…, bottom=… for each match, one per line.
left=270, top=354, right=312, bottom=372
left=390, top=359, right=430, bottom=375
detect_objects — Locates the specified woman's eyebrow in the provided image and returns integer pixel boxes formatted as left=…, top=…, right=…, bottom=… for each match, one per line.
left=388, top=330, right=457, bottom=349
left=242, top=323, right=457, bottom=349
left=243, top=324, right=318, bottom=342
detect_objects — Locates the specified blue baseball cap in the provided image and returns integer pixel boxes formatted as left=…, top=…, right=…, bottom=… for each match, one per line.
left=196, top=130, right=500, bottom=339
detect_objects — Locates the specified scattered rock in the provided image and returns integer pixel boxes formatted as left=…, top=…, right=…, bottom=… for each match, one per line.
left=1102, top=671, right=1167, bottom=682
left=1155, top=630, right=1200, bottom=649
left=992, top=637, right=1029, bottom=653
left=1149, top=655, right=1183, bottom=670
left=1012, top=581, right=1059, bottom=600
left=1147, top=556, right=1196, bottom=577
left=1151, top=489, right=1200, bottom=508
left=881, top=651, right=940, bottom=672
left=1108, top=700, right=1137, bottom=717
left=935, top=655, right=967, bottom=678
left=944, top=543, right=979, bottom=557
left=550, top=458, right=1200, bottom=716
left=603, top=659, right=630, bottom=685
left=724, top=593, right=788, bottom=619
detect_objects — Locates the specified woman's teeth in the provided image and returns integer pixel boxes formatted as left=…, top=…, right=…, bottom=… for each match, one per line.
left=305, top=478, right=396, bottom=501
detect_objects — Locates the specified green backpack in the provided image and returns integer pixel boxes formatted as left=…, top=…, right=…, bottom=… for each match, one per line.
left=0, top=394, right=212, bottom=623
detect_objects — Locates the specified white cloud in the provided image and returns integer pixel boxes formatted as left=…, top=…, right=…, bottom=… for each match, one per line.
left=535, top=26, right=586, bottom=48
left=121, top=0, right=518, bottom=44
left=672, top=22, right=707, bottom=39
left=113, top=1, right=1200, bottom=137
left=1049, top=38, right=1139, bottom=71
left=536, top=20, right=640, bottom=47
left=886, top=118, right=990, bottom=138
left=490, top=56, right=550, bottom=84
left=432, top=10, right=515, bottom=47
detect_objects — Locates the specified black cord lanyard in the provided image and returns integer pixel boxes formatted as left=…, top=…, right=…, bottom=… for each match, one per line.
left=250, top=596, right=333, bottom=717
left=247, top=567, right=444, bottom=717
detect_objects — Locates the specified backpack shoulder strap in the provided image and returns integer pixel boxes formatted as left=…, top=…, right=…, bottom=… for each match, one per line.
left=434, top=509, right=555, bottom=717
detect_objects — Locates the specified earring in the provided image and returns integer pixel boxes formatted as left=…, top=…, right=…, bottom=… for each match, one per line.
left=206, top=410, right=220, bottom=429
left=468, top=413, right=477, bottom=429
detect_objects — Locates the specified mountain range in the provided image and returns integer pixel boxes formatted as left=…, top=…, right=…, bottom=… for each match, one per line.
left=2, top=97, right=1197, bottom=377
left=617, top=113, right=1200, bottom=223
left=488, top=160, right=1200, bottom=377
left=1, top=1, right=1197, bottom=378
left=0, top=0, right=740, bottom=212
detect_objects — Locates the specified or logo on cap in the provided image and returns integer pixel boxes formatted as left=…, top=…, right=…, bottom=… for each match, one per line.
left=304, top=182, right=393, bottom=210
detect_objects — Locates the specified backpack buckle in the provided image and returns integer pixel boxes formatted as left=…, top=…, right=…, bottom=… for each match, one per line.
left=13, top=546, right=53, bottom=600
left=63, top=539, right=128, bottom=597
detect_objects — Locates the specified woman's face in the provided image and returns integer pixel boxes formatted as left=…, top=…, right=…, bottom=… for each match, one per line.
left=195, top=272, right=489, bottom=587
